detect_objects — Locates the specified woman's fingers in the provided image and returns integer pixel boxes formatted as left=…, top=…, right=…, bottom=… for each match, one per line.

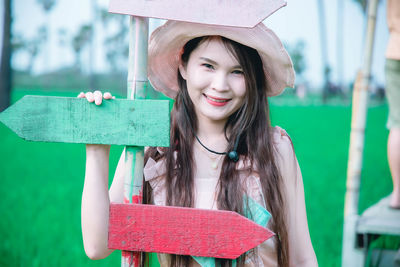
left=103, top=92, right=115, bottom=100
left=77, top=91, right=115, bottom=105
left=94, top=90, right=103, bottom=105
left=86, top=92, right=95, bottom=103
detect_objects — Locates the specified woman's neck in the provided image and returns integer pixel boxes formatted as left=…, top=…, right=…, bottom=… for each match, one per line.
left=196, top=117, right=229, bottom=152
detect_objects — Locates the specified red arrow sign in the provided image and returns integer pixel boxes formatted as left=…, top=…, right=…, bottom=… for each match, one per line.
left=108, top=203, right=274, bottom=259
left=109, top=0, right=286, bottom=28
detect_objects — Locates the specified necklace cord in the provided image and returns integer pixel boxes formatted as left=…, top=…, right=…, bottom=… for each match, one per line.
left=181, top=96, right=240, bottom=161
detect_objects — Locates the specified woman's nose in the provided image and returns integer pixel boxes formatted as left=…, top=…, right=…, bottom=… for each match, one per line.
left=211, top=72, right=229, bottom=91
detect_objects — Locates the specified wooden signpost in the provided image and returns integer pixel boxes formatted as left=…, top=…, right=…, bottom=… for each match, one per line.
left=109, top=204, right=274, bottom=258
left=0, top=1, right=285, bottom=266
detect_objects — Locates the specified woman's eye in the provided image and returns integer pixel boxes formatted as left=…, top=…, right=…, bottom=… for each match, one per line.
left=202, top=63, right=214, bottom=70
left=232, top=69, right=244, bottom=75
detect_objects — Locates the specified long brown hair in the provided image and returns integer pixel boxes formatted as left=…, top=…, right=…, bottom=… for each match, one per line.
left=144, top=36, right=289, bottom=267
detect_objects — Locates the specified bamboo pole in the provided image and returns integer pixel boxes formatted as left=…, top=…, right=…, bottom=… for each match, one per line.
left=121, top=16, right=149, bottom=267
left=341, top=0, right=379, bottom=266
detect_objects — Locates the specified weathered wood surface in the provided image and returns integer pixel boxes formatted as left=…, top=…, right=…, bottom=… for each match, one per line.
left=109, top=0, right=286, bottom=28
left=0, top=95, right=170, bottom=147
left=357, top=196, right=400, bottom=236
left=108, top=203, right=274, bottom=259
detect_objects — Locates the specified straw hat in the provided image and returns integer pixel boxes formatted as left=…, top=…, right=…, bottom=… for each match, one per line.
left=148, top=20, right=295, bottom=98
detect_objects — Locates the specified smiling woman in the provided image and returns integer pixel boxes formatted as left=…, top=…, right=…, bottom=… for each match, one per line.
left=80, top=20, right=318, bottom=267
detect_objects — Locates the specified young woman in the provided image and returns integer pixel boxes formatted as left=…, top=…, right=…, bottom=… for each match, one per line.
left=80, top=21, right=318, bottom=267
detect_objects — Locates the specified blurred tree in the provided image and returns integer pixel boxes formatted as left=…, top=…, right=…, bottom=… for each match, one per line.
left=72, top=25, right=93, bottom=71
left=27, top=27, right=47, bottom=73
left=11, top=34, right=24, bottom=55
left=12, top=26, right=47, bottom=73
left=286, top=40, right=308, bottom=99
left=57, top=28, right=68, bottom=46
left=57, top=28, right=69, bottom=68
left=88, top=0, right=98, bottom=90
left=0, top=0, right=12, bottom=111
left=37, top=0, right=56, bottom=11
left=352, top=0, right=368, bottom=15
left=317, top=0, right=332, bottom=102
left=100, top=7, right=128, bottom=73
left=36, top=0, right=56, bottom=71
left=286, top=41, right=306, bottom=78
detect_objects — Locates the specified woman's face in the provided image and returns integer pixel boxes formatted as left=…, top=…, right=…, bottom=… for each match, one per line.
left=179, top=37, right=246, bottom=127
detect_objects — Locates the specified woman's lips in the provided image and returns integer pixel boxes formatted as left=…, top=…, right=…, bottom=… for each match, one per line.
left=204, top=94, right=231, bottom=107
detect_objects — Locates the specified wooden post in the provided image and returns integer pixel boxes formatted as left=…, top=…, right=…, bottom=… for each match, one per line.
left=122, top=16, right=149, bottom=267
left=341, top=0, right=379, bottom=266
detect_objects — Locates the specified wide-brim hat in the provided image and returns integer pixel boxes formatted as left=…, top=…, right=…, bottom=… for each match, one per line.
left=148, top=20, right=295, bottom=98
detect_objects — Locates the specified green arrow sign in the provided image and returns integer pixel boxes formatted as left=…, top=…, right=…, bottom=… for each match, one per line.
left=0, top=95, right=170, bottom=147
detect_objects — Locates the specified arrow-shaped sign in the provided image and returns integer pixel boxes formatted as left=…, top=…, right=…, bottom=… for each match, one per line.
left=108, top=203, right=274, bottom=259
left=0, top=95, right=170, bottom=147
left=109, top=0, right=286, bottom=28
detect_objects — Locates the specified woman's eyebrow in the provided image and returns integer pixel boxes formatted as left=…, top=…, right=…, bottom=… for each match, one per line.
left=199, top=57, right=218, bottom=65
left=199, top=57, right=242, bottom=69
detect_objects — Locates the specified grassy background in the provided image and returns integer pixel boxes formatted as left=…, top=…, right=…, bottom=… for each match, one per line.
left=0, top=88, right=393, bottom=266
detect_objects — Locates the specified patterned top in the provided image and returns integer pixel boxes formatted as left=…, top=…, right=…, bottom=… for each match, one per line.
left=143, top=126, right=318, bottom=266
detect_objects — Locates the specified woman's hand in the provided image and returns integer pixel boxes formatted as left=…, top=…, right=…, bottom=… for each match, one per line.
left=77, top=91, right=114, bottom=150
left=77, top=90, right=115, bottom=106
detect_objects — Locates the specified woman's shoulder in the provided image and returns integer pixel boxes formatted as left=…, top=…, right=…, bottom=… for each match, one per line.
left=271, top=126, right=299, bottom=181
left=271, top=126, right=295, bottom=158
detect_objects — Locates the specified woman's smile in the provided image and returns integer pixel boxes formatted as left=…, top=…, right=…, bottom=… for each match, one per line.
left=203, top=94, right=232, bottom=106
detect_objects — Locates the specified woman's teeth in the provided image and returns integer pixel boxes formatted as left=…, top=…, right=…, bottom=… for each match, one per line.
left=205, top=95, right=230, bottom=103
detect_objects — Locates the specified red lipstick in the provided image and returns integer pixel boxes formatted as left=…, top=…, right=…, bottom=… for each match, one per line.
left=204, top=94, right=231, bottom=107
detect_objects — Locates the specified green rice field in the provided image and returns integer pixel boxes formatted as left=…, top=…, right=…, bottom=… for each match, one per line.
left=0, top=88, right=394, bottom=266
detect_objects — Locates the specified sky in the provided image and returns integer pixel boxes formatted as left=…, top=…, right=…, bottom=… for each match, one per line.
left=2, top=0, right=390, bottom=89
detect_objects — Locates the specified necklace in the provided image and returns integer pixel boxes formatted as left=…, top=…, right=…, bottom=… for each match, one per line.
left=194, top=139, right=223, bottom=170
left=194, top=134, right=226, bottom=155
left=211, top=160, right=219, bottom=170
left=181, top=97, right=240, bottom=162
left=194, top=133, right=240, bottom=162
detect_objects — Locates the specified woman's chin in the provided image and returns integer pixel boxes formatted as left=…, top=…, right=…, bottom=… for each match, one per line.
left=197, top=109, right=232, bottom=124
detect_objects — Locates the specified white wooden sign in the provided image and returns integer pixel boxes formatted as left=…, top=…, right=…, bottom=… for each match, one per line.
left=109, top=0, right=286, bottom=28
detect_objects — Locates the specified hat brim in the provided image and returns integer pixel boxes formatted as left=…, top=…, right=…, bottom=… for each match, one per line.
left=148, top=21, right=295, bottom=98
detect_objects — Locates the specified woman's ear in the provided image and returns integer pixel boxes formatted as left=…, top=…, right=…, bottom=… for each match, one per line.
left=178, top=62, right=187, bottom=80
